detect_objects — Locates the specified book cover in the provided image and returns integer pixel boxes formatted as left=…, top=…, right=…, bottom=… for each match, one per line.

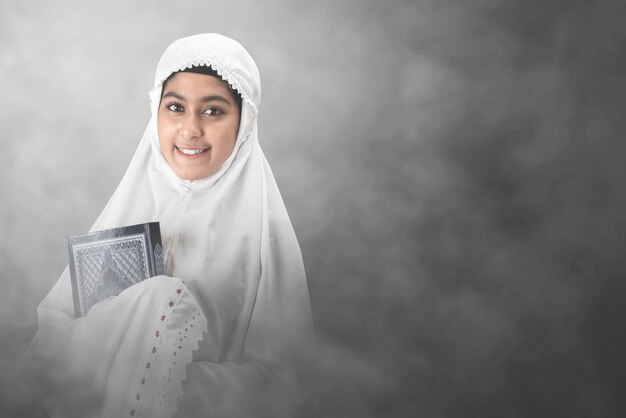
left=67, top=222, right=165, bottom=318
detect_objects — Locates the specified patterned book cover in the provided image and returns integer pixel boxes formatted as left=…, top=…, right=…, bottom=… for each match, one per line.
left=67, top=222, right=165, bottom=318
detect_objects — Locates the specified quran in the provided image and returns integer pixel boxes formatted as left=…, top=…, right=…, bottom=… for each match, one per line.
left=67, top=222, right=165, bottom=317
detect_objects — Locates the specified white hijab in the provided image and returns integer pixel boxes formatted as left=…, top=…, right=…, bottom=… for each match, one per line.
left=30, top=33, right=314, bottom=418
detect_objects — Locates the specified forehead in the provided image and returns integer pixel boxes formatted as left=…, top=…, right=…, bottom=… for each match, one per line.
left=162, top=71, right=233, bottom=97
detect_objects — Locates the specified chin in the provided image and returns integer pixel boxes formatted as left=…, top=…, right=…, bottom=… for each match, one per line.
left=177, top=168, right=216, bottom=181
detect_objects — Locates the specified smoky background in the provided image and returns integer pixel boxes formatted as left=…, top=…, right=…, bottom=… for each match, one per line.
left=1, top=0, right=625, bottom=417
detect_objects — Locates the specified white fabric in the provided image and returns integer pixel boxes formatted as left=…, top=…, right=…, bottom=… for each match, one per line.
left=29, top=33, right=314, bottom=418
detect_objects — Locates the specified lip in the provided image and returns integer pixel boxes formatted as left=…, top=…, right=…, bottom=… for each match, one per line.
left=175, top=145, right=210, bottom=158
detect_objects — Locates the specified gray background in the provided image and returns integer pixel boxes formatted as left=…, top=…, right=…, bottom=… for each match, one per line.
left=2, top=0, right=626, bottom=416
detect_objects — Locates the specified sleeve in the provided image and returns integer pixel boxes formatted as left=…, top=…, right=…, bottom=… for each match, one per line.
left=28, top=272, right=206, bottom=418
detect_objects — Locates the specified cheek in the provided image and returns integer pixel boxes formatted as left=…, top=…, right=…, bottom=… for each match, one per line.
left=223, top=127, right=239, bottom=155
left=157, top=116, right=177, bottom=146
left=215, top=119, right=239, bottom=149
left=226, top=117, right=240, bottom=146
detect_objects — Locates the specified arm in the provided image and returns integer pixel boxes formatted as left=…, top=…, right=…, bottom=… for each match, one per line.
left=28, top=272, right=201, bottom=418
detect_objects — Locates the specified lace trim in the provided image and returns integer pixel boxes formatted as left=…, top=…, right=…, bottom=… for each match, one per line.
left=157, top=303, right=205, bottom=418
left=127, top=282, right=208, bottom=418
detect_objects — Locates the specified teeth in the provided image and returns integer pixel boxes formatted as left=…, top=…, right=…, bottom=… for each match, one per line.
left=178, top=147, right=207, bottom=155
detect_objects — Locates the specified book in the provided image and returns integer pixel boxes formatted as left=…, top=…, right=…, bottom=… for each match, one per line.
left=67, top=222, right=165, bottom=318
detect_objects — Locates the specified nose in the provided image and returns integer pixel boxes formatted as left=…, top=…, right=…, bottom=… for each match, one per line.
left=180, top=112, right=202, bottom=140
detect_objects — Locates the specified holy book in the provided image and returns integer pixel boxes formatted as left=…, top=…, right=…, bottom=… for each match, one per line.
left=67, top=222, right=165, bottom=317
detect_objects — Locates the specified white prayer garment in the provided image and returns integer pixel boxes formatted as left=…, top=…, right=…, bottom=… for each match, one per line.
left=28, top=33, right=314, bottom=418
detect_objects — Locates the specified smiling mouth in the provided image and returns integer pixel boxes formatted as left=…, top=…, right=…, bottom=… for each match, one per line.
left=176, top=146, right=210, bottom=156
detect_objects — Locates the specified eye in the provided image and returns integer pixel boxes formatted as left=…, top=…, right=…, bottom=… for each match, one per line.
left=166, top=102, right=184, bottom=112
left=203, top=107, right=222, bottom=116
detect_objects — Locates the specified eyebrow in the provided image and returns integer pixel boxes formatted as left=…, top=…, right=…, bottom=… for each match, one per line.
left=162, top=91, right=232, bottom=105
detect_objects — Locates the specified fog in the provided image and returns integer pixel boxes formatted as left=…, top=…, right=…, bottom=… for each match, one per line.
left=2, top=0, right=626, bottom=416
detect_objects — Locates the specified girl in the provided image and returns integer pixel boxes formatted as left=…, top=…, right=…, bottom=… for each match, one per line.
left=29, top=33, right=314, bottom=418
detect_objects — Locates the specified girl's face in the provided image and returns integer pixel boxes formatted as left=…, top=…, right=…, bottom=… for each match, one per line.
left=157, top=72, right=240, bottom=180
